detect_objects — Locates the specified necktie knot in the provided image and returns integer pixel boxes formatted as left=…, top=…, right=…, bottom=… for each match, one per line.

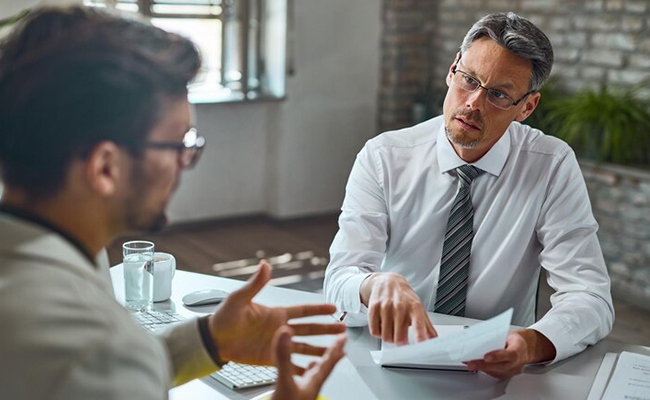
left=456, top=165, right=481, bottom=186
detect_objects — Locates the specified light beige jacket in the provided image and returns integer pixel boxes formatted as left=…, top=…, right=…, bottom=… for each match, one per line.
left=0, top=213, right=217, bottom=399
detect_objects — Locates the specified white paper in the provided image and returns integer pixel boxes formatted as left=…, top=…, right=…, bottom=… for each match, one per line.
left=602, top=351, right=650, bottom=400
left=586, top=353, right=618, bottom=400
left=379, top=324, right=467, bottom=351
left=370, top=308, right=513, bottom=368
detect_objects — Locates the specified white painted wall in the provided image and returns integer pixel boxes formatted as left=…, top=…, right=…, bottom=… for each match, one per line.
left=268, top=1, right=380, bottom=218
left=170, top=0, right=380, bottom=222
left=0, top=0, right=382, bottom=222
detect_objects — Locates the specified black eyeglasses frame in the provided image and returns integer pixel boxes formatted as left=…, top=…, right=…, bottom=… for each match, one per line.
left=451, top=65, right=534, bottom=110
left=131, top=127, right=205, bottom=169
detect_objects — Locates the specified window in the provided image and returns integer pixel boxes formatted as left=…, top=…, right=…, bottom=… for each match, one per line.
left=84, top=0, right=287, bottom=103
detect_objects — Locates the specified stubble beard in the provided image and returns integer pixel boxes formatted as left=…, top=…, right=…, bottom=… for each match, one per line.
left=123, top=162, right=170, bottom=234
left=445, top=109, right=484, bottom=149
left=445, top=126, right=481, bottom=149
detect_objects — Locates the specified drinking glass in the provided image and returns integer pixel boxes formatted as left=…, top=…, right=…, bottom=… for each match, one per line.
left=122, top=240, right=155, bottom=312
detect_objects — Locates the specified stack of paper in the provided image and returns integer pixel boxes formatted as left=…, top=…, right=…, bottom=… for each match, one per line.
left=601, top=351, right=650, bottom=400
left=370, top=308, right=513, bottom=371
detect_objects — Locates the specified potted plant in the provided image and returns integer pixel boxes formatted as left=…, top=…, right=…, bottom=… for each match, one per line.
left=524, top=76, right=565, bottom=133
left=537, top=81, right=650, bottom=165
left=529, top=79, right=650, bottom=310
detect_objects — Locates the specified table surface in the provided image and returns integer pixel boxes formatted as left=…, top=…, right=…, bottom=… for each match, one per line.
left=110, top=266, right=650, bottom=400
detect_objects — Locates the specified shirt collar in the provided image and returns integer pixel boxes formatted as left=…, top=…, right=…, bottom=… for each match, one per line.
left=0, top=204, right=97, bottom=266
left=436, top=122, right=510, bottom=177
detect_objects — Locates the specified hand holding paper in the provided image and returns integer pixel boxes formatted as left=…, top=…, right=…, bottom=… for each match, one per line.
left=465, top=325, right=557, bottom=379
left=371, top=309, right=513, bottom=371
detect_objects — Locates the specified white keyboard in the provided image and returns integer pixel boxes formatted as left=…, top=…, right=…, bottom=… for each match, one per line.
left=132, top=310, right=184, bottom=331
left=209, top=362, right=277, bottom=389
left=131, top=310, right=278, bottom=390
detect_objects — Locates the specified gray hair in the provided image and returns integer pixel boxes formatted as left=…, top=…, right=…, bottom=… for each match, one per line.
left=460, top=12, right=554, bottom=92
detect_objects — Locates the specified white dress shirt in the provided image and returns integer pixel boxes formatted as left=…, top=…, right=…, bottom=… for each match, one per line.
left=324, top=115, right=614, bottom=363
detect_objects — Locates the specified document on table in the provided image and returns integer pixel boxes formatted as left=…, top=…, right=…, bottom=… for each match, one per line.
left=601, top=351, right=650, bottom=400
left=586, top=353, right=618, bottom=400
left=370, top=308, right=513, bottom=371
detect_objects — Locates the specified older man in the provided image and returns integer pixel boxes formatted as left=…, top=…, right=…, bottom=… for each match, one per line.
left=325, top=12, right=613, bottom=379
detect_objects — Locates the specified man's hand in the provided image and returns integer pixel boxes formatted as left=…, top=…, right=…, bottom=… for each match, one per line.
left=465, top=329, right=556, bottom=380
left=207, top=261, right=346, bottom=366
left=271, top=326, right=346, bottom=400
left=360, top=272, right=437, bottom=345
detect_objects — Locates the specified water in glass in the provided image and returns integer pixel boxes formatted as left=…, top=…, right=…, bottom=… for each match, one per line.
left=124, top=252, right=154, bottom=311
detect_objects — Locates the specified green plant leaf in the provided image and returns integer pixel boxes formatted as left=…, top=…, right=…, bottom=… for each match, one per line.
left=537, top=81, right=650, bottom=165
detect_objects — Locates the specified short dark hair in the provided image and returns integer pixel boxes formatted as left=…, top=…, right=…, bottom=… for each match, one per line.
left=460, top=12, right=554, bottom=93
left=0, top=6, right=201, bottom=197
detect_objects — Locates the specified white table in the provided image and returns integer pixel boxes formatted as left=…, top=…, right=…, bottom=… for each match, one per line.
left=110, top=267, right=650, bottom=399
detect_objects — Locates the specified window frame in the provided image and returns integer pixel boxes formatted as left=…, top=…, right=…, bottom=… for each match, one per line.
left=84, top=0, right=287, bottom=104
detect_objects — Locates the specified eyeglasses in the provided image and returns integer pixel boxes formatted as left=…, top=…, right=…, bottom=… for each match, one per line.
left=451, top=66, right=534, bottom=110
left=135, top=127, right=205, bottom=169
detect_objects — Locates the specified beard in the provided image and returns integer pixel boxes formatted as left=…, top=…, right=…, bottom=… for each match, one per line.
left=123, top=161, right=171, bottom=234
left=123, top=191, right=169, bottom=234
left=445, top=127, right=481, bottom=149
left=445, top=109, right=484, bottom=149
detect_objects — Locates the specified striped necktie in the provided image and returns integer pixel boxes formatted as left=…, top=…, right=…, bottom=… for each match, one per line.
left=434, top=165, right=481, bottom=316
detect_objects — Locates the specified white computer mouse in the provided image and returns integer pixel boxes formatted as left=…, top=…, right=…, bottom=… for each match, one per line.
left=181, top=289, right=230, bottom=306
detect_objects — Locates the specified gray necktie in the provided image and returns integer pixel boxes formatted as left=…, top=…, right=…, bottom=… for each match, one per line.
left=434, top=165, right=481, bottom=316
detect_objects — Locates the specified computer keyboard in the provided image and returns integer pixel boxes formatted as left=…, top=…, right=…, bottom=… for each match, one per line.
left=208, top=362, right=278, bottom=389
left=131, top=310, right=278, bottom=390
left=132, top=310, right=184, bottom=331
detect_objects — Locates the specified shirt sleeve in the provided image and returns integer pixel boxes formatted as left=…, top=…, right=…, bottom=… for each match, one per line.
left=155, top=318, right=219, bottom=386
left=529, top=150, right=614, bottom=363
left=324, top=142, right=389, bottom=326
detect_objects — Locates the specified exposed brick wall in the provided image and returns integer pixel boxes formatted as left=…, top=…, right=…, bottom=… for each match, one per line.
left=379, top=0, right=650, bottom=132
left=378, top=0, right=437, bottom=132
left=581, top=161, right=650, bottom=311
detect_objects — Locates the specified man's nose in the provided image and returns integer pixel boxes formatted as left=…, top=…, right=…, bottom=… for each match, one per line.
left=465, top=86, right=488, bottom=109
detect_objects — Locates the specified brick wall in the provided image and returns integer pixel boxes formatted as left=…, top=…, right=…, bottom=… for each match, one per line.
left=379, top=0, right=650, bottom=132
left=581, top=161, right=650, bottom=311
left=378, top=0, right=437, bottom=132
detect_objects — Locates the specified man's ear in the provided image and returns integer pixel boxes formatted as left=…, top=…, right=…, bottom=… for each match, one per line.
left=446, top=52, right=462, bottom=87
left=515, top=91, right=541, bottom=122
left=84, top=141, right=124, bottom=197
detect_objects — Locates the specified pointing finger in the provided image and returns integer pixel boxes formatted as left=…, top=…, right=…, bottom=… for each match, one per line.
left=228, top=260, right=271, bottom=303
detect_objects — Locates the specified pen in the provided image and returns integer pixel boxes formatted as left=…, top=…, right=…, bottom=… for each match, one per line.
left=337, top=311, right=348, bottom=322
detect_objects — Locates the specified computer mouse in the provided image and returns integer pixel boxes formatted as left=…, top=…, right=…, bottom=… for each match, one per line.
left=181, top=289, right=230, bottom=306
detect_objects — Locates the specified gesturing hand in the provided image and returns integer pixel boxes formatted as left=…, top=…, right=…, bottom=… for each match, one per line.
left=271, top=327, right=346, bottom=400
left=208, top=261, right=346, bottom=366
left=361, top=272, right=437, bottom=345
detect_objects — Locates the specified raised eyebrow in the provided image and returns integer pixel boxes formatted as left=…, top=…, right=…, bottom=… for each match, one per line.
left=458, top=62, right=516, bottom=93
left=490, top=85, right=515, bottom=95
left=482, top=77, right=516, bottom=94
left=485, top=80, right=516, bottom=95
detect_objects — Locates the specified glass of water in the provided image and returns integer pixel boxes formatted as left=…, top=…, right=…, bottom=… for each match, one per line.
left=123, top=240, right=155, bottom=312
